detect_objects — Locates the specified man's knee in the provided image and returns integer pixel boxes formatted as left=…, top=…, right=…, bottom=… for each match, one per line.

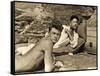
left=78, top=38, right=85, bottom=46
left=71, top=38, right=86, bottom=53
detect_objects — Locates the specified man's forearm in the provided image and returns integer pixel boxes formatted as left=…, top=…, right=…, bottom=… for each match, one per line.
left=68, top=33, right=73, bottom=41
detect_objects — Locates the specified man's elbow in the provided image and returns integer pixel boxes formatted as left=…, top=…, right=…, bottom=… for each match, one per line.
left=71, top=42, right=78, bottom=48
left=45, top=69, right=52, bottom=72
left=45, top=66, right=54, bottom=72
left=45, top=68, right=53, bottom=72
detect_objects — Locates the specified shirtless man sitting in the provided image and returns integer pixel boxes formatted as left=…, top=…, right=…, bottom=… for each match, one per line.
left=15, top=20, right=63, bottom=73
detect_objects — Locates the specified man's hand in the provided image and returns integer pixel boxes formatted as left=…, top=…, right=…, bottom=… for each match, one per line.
left=65, top=29, right=73, bottom=41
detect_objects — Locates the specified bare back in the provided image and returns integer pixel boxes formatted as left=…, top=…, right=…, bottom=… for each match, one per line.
left=15, top=37, right=54, bottom=72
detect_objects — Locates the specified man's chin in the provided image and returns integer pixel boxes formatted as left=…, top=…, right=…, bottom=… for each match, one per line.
left=52, top=40, right=57, bottom=44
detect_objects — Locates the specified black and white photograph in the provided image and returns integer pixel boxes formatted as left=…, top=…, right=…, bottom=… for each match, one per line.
left=11, top=1, right=97, bottom=75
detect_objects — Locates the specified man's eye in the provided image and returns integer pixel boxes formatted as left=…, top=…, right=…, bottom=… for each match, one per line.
left=53, top=32, right=56, bottom=34
left=52, top=32, right=59, bottom=36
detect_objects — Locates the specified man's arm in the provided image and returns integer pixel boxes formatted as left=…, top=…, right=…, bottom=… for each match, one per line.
left=65, top=29, right=73, bottom=41
left=65, top=29, right=79, bottom=48
left=70, top=33, right=79, bottom=48
left=43, top=40, right=55, bottom=72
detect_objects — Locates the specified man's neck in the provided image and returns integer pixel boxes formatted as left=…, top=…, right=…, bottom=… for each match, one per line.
left=69, top=27, right=75, bottom=36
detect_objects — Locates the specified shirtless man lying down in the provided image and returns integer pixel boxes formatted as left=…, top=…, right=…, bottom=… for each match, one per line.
left=15, top=20, right=63, bottom=73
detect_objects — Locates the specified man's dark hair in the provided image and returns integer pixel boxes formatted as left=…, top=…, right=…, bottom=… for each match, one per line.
left=49, top=20, right=63, bottom=32
left=70, top=15, right=80, bottom=23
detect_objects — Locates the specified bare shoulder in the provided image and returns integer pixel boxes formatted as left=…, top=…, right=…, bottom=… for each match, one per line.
left=41, top=37, right=53, bottom=46
left=39, top=37, right=53, bottom=50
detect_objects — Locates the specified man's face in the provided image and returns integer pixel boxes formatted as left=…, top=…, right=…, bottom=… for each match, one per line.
left=70, top=18, right=78, bottom=30
left=49, top=28, right=61, bottom=44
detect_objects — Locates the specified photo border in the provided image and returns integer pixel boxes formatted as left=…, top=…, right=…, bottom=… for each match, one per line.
left=11, top=1, right=98, bottom=75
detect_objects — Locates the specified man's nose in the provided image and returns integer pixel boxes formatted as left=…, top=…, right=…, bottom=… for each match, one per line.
left=75, top=22, right=78, bottom=25
left=54, top=34, right=58, bottom=38
left=73, top=23, right=77, bottom=26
